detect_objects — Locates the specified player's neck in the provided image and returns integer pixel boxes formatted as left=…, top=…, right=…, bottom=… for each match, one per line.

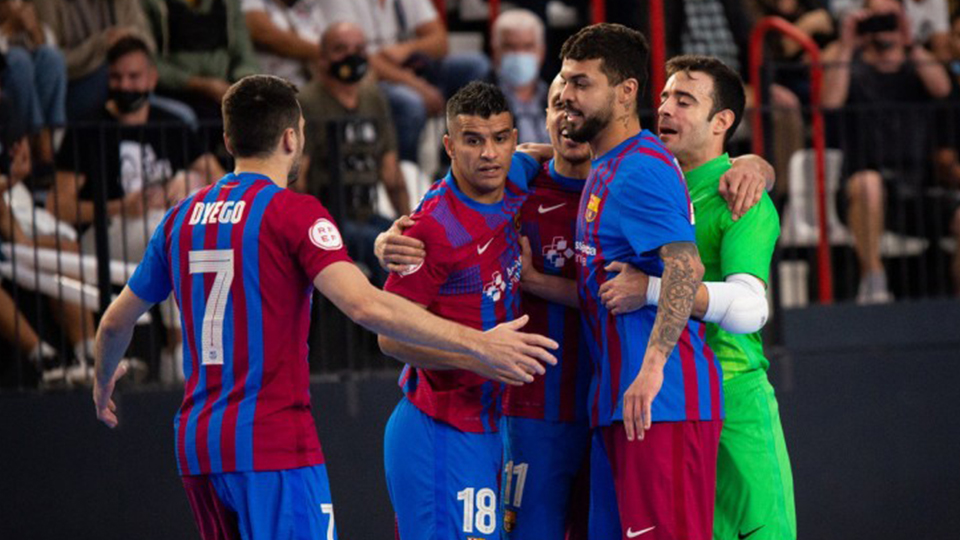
left=452, top=168, right=505, bottom=205
left=553, top=155, right=591, bottom=180
left=233, top=158, right=290, bottom=189
left=591, top=114, right=641, bottom=160
left=677, top=141, right=724, bottom=173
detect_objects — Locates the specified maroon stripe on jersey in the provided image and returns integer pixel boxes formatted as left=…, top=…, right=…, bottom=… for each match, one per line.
left=672, top=425, right=690, bottom=540
left=194, top=187, right=233, bottom=473
left=678, top=329, right=700, bottom=420
left=558, top=307, right=582, bottom=421
left=700, top=325, right=722, bottom=419
left=176, top=220, right=202, bottom=474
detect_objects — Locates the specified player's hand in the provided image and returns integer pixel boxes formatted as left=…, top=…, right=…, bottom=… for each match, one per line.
left=719, top=159, right=767, bottom=221
left=599, top=261, right=649, bottom=315
left=375, top=215, right=425, bottom=272
left=517, top=143, right=554, bottom=164
left=93, top=362, right=128, bottom=429
left=622, top=359, right=664, bottom=442
left=477, top=315, right=558, bottom=384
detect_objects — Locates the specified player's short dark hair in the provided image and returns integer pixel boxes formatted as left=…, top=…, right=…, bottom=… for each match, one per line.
left=222, top=75, right=301, bottom=159
left=559, top=23, right=649, bottom=112
left=107, top=36, right=154, bottom=65
left=446, top=81, right=513, bottom=126
left=666, top=55, right=746, bottom=143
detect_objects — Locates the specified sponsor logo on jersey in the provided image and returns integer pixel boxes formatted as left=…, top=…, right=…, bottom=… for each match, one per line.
left=575, top=241, right=596, bottom=266
left=543, top=236, right=575, bottom=269
left=538, top=202, right=565, bottom=214
left=626, top=526, right=656, bottom=537
left=483, top=257, right=521, bottom=302
left=585, top=194, right=601, bottom=222
left=309, top=218, right=343, bottom=250
left=477, top=238, right=495, bottom=255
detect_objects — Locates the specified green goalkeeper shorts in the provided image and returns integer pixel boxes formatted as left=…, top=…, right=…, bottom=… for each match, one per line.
left=714, top=370, right=796, bottom=540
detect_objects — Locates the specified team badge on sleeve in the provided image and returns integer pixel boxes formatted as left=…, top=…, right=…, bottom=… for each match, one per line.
left=309, top=218, right=344, bottom=250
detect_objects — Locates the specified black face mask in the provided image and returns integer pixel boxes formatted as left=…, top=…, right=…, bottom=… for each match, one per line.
left=870, top=38, right=897, bottom=52
left=329, top=54, right=368, bottom=84
left=109, top=89, right=149, bottom=114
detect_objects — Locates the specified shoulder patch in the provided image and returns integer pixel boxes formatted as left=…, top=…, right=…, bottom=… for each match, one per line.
left=309, top=218, right=343, bottom=250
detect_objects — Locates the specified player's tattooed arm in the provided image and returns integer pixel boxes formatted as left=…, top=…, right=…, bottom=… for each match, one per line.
left=647, top=242, right=703, bottom=356
left=622, top=241, right=703, bottom=442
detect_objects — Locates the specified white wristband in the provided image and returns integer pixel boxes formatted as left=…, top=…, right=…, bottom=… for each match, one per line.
left=646, top=276, right=662, bottom=306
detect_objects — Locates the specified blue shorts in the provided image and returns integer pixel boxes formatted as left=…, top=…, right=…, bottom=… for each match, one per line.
left=182, top=464, right=337, bottom=540
left=384, top=397, right=503, bottom=540
left=501, top=416, right=591, bottom=540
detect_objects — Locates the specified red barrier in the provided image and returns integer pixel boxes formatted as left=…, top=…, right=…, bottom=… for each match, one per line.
left=648, top=0, right=665, bottom=109
left=749, top=16, right=833, bottom=303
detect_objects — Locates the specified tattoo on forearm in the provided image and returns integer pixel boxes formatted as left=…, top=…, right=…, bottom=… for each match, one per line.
left=648, top=242, right=702, bottom=356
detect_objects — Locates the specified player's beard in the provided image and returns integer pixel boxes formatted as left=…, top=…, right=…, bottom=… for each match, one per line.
left=563, top=106, right=612, bottom=144
left=286, top=134, right=304, bottom=185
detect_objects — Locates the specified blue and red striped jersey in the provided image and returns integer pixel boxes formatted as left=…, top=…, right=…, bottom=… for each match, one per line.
left=574, top=131, right=723, bottom=428
left=127, top=172, right=353, bottom=475
left=384, top=153, right=540, bottom=433
left=502, top=160, right=591, bottom=423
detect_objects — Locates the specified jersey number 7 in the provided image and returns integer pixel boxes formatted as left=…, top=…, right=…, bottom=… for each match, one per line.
left=188, top=249, right=235, bottom=366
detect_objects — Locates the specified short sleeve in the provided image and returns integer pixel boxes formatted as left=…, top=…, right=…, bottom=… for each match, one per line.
left=240, top=0, right=267, bottom=12
left=127, top=207, right=175, bottom=303
left=720, top=194, right=780, bottom=284
left=383, top=219, right=449, bottom=306
left=616, top=159, right=696, bottom=256
left=506, top=152, right=540, bottom=193
left=403, top=0, right=438, bottom=29
left=276, top=192, right=354, bottom=280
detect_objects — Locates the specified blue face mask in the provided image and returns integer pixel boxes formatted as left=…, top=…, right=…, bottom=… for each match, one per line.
left=498, top=52, right=540, bottom=87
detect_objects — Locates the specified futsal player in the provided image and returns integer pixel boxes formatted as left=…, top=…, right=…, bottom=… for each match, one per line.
left=378, top=82, right=545, bottom=540
left=92, top=75, right=558, bottom=540
left=600, top=56, right=796, bottom=540
left=559, top=24, right=722, bottom=540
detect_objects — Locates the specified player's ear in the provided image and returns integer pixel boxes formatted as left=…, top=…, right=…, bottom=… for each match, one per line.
left=282, top=127, right=297, bottom=154
left=712, top=109, right=735, bottom=137
left=443, top=133, right=454, bottom=162
left=618, top=77, right=638, bottom=109
left=223, top=132, right=235, bottom=157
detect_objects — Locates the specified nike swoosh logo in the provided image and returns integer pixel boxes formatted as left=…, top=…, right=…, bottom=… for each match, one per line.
left=538, top=203, right=566, bottom=214
left=477, top=238, right=495, bottom=255
left=626, top=526, right=655, bottom=538
left=738, top=525, right=765, bottom=539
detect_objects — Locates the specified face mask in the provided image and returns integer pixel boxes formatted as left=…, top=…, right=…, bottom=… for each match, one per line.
left=871, top=38, right=897, bottom=52
left=498, top=52, right=540, bottom=88
left=329, top=54, right=368, bottom=84
left=109, top=89, right=149, bottom=114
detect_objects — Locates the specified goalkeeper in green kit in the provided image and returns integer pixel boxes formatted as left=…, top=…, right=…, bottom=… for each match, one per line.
left=599, top=55, right=795, bottom=540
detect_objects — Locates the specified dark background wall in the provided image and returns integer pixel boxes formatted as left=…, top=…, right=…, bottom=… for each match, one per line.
left=1, top=301, right=959, bottom=539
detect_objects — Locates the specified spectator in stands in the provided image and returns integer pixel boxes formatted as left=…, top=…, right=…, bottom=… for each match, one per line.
left=298, top=22, right=409, bottom=286
left=0, top=0, right=66, bottom=176
left=822, top=0, right=952, bottom=302
left=33, top=0, right=156, bottom=122
left=142, top=0, right=259, bottom=121
left=0, top=131, right=97, bottom=387
left=321, top=0, right=490, bottom=163
left=490, top=8, right=548, bottom=144
left=242, top=0, right=326, bottom=87
left=49, top=36, right=224, bottom=259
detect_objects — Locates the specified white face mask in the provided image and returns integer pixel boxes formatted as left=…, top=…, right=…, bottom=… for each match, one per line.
left=498, top=52, right=540, bottom=88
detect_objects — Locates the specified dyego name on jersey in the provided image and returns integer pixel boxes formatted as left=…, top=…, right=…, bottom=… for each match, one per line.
left=188, top=200, right=247, bottom=225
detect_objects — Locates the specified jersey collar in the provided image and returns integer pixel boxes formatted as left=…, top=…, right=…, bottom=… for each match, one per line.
left=685, top=153, right=732, bottom=199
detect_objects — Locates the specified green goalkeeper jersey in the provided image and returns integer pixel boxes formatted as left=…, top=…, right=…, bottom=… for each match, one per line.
left=686, top=154, right=780, bottom=380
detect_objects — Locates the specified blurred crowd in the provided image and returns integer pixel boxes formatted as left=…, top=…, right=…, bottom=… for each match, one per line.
left=1, top=0, right=960, bottom=389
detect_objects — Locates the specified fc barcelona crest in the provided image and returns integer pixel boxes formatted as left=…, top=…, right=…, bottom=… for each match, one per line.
left=585, top=194, right=601, bottom=222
